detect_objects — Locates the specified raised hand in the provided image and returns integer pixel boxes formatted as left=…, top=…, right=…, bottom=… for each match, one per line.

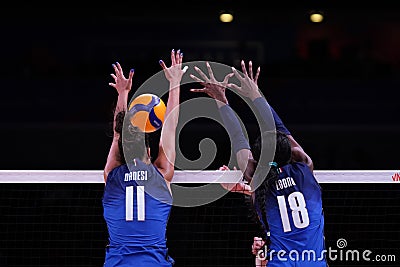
left=109, top=62, right=134, bottom=95
left=190, top=61, right=234, bottom=106
left=242, top=60, right=260, bottom=85
left=228, top=60, right=262, bottom=101
left=159, top=49, right=188, bottom=85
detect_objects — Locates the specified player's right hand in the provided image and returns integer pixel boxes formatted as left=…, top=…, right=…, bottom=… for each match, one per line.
left=228, top=60, right=262, bottom=101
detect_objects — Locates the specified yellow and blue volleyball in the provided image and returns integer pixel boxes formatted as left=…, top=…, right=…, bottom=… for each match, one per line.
left=128, top=93, right=166, bottom=133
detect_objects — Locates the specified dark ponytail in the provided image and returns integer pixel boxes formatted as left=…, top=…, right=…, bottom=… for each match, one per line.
left=248, top=131, right=292, bottom=241
left=115, top=110, right=150, bottom=164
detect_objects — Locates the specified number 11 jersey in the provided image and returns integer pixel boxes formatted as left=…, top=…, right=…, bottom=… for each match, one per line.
left=102, top=159, right=174, bottom=267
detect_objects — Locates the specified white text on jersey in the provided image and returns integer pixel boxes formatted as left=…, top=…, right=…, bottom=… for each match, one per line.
left=124, top=170, right=148, bottom=182
left=276, top=177, right=296, bottom=190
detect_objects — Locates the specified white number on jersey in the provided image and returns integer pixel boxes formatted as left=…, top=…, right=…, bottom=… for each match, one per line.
left=277, top=191, right=309, bottom=232
left=125, top=186, right=145, bottom=221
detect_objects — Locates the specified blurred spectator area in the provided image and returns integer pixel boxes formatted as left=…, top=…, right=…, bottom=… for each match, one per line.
left=0, top=4, right=399, bottom=170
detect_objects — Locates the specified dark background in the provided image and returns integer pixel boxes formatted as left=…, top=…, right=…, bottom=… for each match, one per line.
left=0, top=1, right=399, bottom=267
left=1, top=1, right=399, bottom=170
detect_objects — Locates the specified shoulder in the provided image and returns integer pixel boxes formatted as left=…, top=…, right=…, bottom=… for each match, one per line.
left=281, top=162, right=312, bottom=178
left=292, top=161, right=308, bottom=169
left=290, top=162, right=313, bottom=175
left=106, top=164, right=128, bottom=182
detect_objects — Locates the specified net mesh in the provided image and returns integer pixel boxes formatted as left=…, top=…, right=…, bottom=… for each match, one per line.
left=0, top=171, right=399, bottom=267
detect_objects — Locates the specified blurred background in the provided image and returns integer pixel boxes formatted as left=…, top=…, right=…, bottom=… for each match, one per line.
left=1, top=1, right=399, bottom=170
left=0, top=2, right=399, bottom=267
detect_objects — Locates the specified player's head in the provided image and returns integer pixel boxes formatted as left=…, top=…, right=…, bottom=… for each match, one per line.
left=115, top=111, right=150, bottom=164
left=252, top=130, right=291, bottom=170
left=250, top=130, right=292, bottom=238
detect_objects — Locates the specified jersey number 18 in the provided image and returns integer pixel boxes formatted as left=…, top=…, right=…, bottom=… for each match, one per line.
left=277, top=191, right=309, bottom=232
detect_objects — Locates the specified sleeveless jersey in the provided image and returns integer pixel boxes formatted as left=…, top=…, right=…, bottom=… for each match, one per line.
left=102, top=159, right=174, bottom=267
left=260, top=162, right=327, bottom=267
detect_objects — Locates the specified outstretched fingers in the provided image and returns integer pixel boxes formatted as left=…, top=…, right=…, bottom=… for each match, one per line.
left=241, top=60, right=248, bottom=78
left=177, top=49, right=182, bottom=65
left=190, top=88, right=207, bottom=93
left=159, top=59, right=167, bottom=70
left=190, top=73, right=205, bottom=84
left=170, top=49, right=177, bottom=66
left=115, top=62, right=123, bottom=77
left=240, top=60, right=261, bottom=84
left=128, top=68, right=134, bottom=81
left=194, top=66, right=210, bottom=83
left=206, top=61, right=216, bottom=82
left=222, top=72, right=235, bottom=84
left=108, top=64, right=119, bottom=89
left=248, top=61, right=254, bottom=80
left=231, top=66, right=244, bottom=82
left=254, top=66, right=261, bottom=84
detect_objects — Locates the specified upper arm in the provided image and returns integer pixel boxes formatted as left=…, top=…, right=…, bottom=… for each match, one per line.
left=153, top=92, right=180, bottom=182
left=236, top=148, right=254, bottom=177
left=236, top=149, right=257, bottom=183
left=153, top=140, right=175, bottom=182
left=104, top=139, right=122, bottom=183
left=287, top=135, right=313, bottom=171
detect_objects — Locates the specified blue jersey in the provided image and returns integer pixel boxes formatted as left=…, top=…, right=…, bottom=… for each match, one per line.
left=102, top=159, right=174, bottom=267
left=260, top=162, right=327, bottom=267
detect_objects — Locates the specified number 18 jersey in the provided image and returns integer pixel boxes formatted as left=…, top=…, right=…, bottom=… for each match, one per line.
left=263, top=162, right=327, bottom=266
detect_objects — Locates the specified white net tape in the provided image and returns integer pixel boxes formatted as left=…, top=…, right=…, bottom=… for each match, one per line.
left=0, top=170, right=399, bottom=183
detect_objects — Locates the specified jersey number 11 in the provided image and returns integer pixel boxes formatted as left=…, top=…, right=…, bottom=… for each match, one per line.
left=126, top=186, right=145, bottom=221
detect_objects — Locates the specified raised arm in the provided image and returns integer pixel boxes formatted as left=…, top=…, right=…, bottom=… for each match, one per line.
left=153, top=49, right=188, bottom=182
left=104, top=62, right=134, bottom=182
left=229, top=60, right=314, bottom=171
left=190, top=62, right=254, bottom=185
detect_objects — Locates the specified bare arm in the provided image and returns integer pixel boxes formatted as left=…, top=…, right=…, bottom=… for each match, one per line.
left=104, top=63, right=134, bottom=182
left=290, top=140, right=314, bottom=171
left=153, top=49, right=188, bottom=182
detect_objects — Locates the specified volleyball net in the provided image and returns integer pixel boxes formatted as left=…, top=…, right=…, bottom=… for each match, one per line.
left=0, top=170, right=399, bottom=267
left=1, top=169, right=398, bottom=183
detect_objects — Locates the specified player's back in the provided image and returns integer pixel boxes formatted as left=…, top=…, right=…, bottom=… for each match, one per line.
left=264, top=162, right=327, bottom=266
left=102, top=159, right=174, bottom=267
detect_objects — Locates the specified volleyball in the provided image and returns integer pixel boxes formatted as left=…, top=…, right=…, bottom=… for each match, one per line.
left=127, top=93, right=166, bottom=133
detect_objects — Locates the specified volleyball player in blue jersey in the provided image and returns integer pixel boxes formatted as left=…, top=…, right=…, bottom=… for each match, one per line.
left=102, top=49, right=187, bottom=267
left=190, top=61, right=328, bottom=267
